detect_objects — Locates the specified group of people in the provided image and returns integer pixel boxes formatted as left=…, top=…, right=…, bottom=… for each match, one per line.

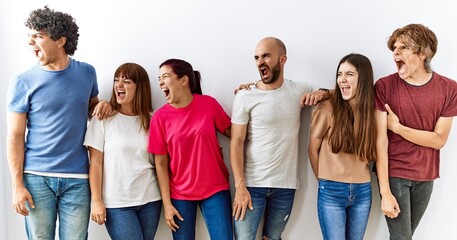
left=6, top=6, right=457, bottom=240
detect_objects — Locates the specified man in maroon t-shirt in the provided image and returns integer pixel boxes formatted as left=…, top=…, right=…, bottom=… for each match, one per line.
left=374, top=24, right=457, bottom=240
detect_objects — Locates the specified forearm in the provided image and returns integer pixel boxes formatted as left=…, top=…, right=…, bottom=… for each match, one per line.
left=7, top=136, right=25, bottom=187
left=392, top=124, right=449, bottom=149
left=155, top=155, right=172, bottom=206
left=89, top=160, right=103, bottom=202
left=230, top=143, right=246, bottom=188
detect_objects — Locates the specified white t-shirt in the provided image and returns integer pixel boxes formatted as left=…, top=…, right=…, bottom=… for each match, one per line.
left=231, top=79, right=312, bottom=189
left=84, top=112, right=161, bottom=208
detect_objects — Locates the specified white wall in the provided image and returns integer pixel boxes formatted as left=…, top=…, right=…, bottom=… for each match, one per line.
left=1, top=0, right=456, bottom=239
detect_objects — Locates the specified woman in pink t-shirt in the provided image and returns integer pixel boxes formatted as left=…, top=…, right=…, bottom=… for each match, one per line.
left=148, top=58, right=232, bottom=240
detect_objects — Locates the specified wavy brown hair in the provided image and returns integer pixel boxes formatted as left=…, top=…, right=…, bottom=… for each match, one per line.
left=110, top=63, right=153, bottom=131
left=328, top=53, right=376, bottom=163
left=387, top=23, right=437, bottom=73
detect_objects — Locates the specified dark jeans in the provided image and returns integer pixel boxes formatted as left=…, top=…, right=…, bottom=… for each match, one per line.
left=385, top=177, right=434, bottom=240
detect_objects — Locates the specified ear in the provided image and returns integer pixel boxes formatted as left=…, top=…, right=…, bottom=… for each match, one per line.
left=57, top=36, right=67, bottom=48
left=280, top=55, right=287, bottom=65
left=180, top=75, right=189, bottom=87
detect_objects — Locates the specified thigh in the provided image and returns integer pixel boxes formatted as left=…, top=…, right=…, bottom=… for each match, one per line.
left=105, top=206, right=143, bottom=240
left=346, top=182, right=372, bottom=240
left=410, top=181, right=434, bottom=234
left=317, top=179, right=348, bottom=240
left=263, top=188, right=296, bottom=240
left=234, top=187, right=267, bottom=240
left=58, top=178, right=90, bottom=240
left=200, top=190, right=233, bottom=240
left=138, top=200, right=163, bottom=240
left=386, top=177, right=413, bottom=240
left=23, top=174, right=58, bottom=240
left=171, top=199, right=198, bottom=240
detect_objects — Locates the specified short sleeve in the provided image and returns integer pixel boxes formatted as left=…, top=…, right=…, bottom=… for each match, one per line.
left=231, top=91, right=250, bottom=125
left=148, top=113, right=168, bottom=154
left=210, top=98, right=231, bottom=133
left=374, top=79, right=387, bottom=111
left=442, top=78, right=457, bottom=117
left=84, top=117, right=105, bottom=152
left=7, top=76, right=30, bottom=113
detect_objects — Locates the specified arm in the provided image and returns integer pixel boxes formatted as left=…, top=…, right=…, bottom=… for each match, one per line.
left=88, top=147, right=106, bottom=225
left=375, top=109, right=400, bottom=219
left=230, top=123, right=252, bottom=221
left=385, top=104, right=452, bottom=150
left=90, top=96, right=114, bottom=120
left=6, top=112, right=34, bottom=216
left=308, top=135, right=322, bottom=179
left=300, top=89, right=334, bottom=107
left=154, top=154, right=183, bottom=231
left=223, top=126, right=231, bottom=138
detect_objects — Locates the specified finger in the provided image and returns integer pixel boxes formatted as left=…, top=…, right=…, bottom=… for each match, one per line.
left=239, top=205, right=247, bottom=221
left=248, top=199, right=253, bottom=210
left=170, top=219, right=180, bottom=231
left=384, top=104, right=392, bottom=114
left=176, top=212, right=184, bottom=221
left=233, top=205, right=241, bottom=220
left=19, top=202, right=30, bottom=216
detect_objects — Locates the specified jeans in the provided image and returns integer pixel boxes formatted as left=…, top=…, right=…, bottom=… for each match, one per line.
left=317, top=179, right=372, bottom=240
left=385, top=177, right=434, bottom=240
left=171, top=190, right=232, bottom=240
left=234, top=187, right=296, bottom=240
left=105, top=200, right=162, bottom=240
left=23, top=173, right=90, bottom=240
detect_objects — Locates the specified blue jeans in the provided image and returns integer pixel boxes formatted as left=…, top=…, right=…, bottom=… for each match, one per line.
left=23, top=173, right=90, bottom=240
left=234, top=187, right=296, bottom=240
left=385, top=177, right=433, bottom=240
left=171, top=190, right=232, bottom=240
left=317, top=179, right=372, bottom=240
left=105, top=200, right=162, bottom=240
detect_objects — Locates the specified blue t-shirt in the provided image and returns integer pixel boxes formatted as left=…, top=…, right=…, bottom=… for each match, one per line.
left=7, top=58, right=99, bottom=174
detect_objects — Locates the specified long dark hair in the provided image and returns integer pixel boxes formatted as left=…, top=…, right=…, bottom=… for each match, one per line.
left=328, top=53, right=376, bottom=163
left=159, top=59, right=202, bottom=94
left=109, top=63, right=153, bottom=131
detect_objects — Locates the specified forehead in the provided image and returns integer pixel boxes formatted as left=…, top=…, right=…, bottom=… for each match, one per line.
left=255, top=40, right=278, bottom=55
left=28, top=29, right=48, bottom=36
left=338, top=61, right=357, bottom=72
left=159, top=65, right=175, bottom=74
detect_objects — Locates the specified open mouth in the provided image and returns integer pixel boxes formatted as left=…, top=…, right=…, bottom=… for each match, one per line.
left=117, top=90, right=125, bottom=99
left=259, top=65, right=270, bottom=78
left=340, top=86, right=350, bottom=95
left=395, top=59, right=406, bottom=75
left=162, top=88, right=170, bottom=97
left=33, top=49, right=41, bottom=58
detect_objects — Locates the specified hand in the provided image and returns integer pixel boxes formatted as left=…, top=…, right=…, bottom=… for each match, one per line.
left=234, top=81, right=258, bottom=94
left=232, top=186, right=253, bottom=221
left=92, top=101, right=115, bottom=120
left=381, top=192, right=401, bottom=219
left=164, top=204, right=183, bottom=232
left=91, top=200, right=106, bottom=225
left=385, top=104, right=401, bottom=132
left=13, top=186, right=34, bottom=216
left=300, top=89, right=329, bottom=107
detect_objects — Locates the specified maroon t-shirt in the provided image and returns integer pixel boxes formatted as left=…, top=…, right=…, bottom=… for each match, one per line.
left=375, top=72, right=457, bottom=181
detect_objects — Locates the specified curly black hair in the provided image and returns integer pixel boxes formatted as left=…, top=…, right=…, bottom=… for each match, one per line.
left=25, top=6, right=79, bottom=56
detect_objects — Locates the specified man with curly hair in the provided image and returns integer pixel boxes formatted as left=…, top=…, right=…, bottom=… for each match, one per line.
left=6, top=6, right=109, bottom=239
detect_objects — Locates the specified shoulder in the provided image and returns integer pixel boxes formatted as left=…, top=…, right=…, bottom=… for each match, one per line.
left=314, top=99, right=333, bottom=113
left=71, top=59, right=96, bottom=73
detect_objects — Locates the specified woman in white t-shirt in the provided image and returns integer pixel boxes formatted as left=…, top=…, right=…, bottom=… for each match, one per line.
left=84, top=63, right=162, bottom=240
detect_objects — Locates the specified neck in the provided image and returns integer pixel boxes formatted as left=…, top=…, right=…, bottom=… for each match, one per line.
left=257, top=76, right=285, bottom=90
left=171, top=92, right=193, bottom=108
left=404, top=70, right=433, bottom=86
left=118, top=104, right=136, bottom=116
left=43, top=55, right=70, bottom=71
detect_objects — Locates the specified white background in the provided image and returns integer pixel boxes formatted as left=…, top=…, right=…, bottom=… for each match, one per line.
left=1, top=0, right=456, bottom=239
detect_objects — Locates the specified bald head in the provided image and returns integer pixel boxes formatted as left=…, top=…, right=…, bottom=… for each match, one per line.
left=257, top=37, right=287, bottom=55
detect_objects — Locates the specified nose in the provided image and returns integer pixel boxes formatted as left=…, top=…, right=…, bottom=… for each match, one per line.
left=28, top=36, right=34, bottom=45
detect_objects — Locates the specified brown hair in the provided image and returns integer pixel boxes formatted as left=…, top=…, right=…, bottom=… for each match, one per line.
left=110, top=63, right=153, bottom=131
left=387, top=24, right=438, bottom=72
left=328, top=53, right=376, bottom=163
